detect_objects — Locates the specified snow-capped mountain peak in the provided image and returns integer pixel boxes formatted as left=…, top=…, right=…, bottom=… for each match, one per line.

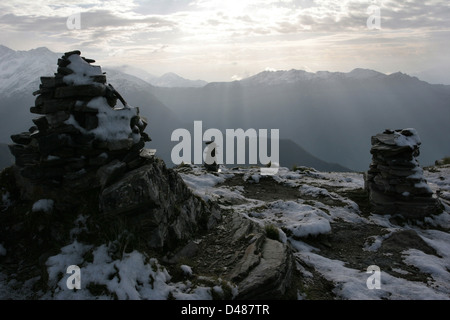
left=240, top=69, right=316, bottom=86
left=387, top=71, right=416, bottom=81
left=0, top=45, right=162, bottom=100
left=347, top=68, right=385, bottom=79
left=0, top=46, right=209, bottom=96
left=240, top=68, right=389, bottom=86
left=150, top=72, right=208, bottom=88
left=108, top=66, right=208, bottom=88
left=102, top=68, right=156, bottom=92
left=0, top=45, right=15, bottom=57
left=0, top=46, right=59, bottom=97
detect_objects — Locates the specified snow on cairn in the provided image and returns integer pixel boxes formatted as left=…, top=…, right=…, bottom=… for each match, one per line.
left=63, top=54, right=103, bottom=86
left=393, top=128, right=421, bottom=148
left=65, top=97, right=141, bottom=144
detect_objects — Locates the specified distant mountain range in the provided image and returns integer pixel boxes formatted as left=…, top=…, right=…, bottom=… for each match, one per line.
left=0, top=45, right=352, bottom=172
left=107, top=65, right=208, bottom=88
left=151, top=69, right=450, bottom=171
left=238, top=68, right=387, bottom=86
left=0, top=45, right=207, bottom=94
left=0, top=45, right=58, bottom=97
left=278, top=139, right=350, bottom=172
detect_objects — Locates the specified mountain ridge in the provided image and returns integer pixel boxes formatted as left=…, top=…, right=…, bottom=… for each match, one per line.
left=105, top=66, right=208, bottom=88
left=150, top=70, right=450, bottom=171
left=152, top=72, right=208, bottom=88
left=3, top=45, right=442, bottom=89
left=208, top=68, right=428, bottom=88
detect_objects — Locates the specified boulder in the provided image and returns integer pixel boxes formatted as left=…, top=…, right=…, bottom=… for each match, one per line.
left=99, top=158, right=221, bottom=249
left=236, top=238, right=293, bottom=300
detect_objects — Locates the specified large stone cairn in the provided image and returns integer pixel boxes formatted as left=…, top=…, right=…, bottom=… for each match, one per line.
left=9, top=50, right=152, bottom=201
left=366, top=128, right=441, bottom=219
left=8, top=50, right=220, bottom=250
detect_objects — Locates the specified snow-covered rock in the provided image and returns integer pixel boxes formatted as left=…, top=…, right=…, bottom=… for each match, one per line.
left=31, top=199, right=54, bottom=213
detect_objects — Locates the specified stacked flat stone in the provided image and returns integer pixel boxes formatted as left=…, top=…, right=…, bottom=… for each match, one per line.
left=366, top=128, right=441, bottom=218
left=9, top=50, right=153, bottom=195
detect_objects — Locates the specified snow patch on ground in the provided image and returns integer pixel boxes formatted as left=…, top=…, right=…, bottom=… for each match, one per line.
left=402, top=230, right=450, bottom=295
left=179, top=171, right=227, bottom=202
left=286, top=170, right=365, bottom=191
left=32, top=199, right=54, bottom=213
left=363, top=232, right=393, bottom=252
left=181, top=265, right=193, bottom=276
left=1, top=192, right=12, bottom=212
left=249, top=200, right=331, bottom=238
left=291, top=239, right=449, bottom=300
left=43, top=240, right=225, bottom=300
left=69, top=215, right=88, bottom=240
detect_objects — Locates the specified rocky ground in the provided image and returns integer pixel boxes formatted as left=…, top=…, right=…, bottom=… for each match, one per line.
left=175, top=163, right=450, bottom=300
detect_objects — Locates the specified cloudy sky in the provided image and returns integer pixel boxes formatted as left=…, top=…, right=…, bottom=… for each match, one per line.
left=1, top=0, right=449, bottom=83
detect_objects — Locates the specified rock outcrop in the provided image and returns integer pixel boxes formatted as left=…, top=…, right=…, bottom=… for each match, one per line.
left=365, top=128, right=442, bottom=218
left=165, top=210, right=295, bottom=300
left=99, top=159, right=221, bottom=249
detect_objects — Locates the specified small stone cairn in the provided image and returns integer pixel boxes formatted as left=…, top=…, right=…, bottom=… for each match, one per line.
left=9, top=50, right=153, bottom=200
left=365, top=128, right=441, bottom=219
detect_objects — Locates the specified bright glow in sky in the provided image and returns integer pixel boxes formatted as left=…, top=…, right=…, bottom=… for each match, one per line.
left=1, top=0, right=449, bottom=83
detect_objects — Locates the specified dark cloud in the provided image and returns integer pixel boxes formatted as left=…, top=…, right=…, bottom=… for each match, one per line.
left=271, top=0, right=450, bottom=34
left=132, top=0, right=195, bottom=15
left=0, top=10, right=176, bottom=33
left=380, top=1, right=450, bottom=29
left=206, top=19, right=221, bottom=26
left=236, top=15, right=254, bottom=23
left=80, top=10, right=176, bottom=29
left=0, top=13, right=66, bottom=32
